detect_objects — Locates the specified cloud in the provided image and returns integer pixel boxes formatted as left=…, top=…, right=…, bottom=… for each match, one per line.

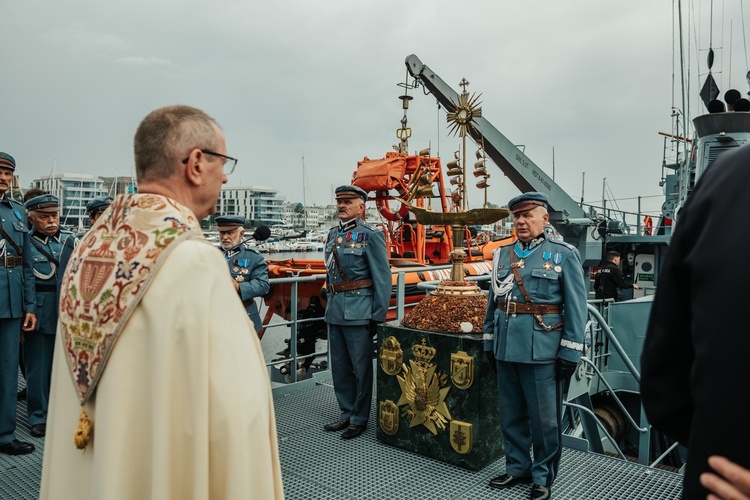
left=1, top=0, right=747, bottom=219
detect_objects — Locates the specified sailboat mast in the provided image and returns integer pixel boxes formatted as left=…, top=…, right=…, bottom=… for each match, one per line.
left=301, top=155, right=308, bottom=231
left=302, top=155, right=305, bottom=208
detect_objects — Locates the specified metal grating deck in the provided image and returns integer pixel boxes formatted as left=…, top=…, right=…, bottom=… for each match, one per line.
left=2, top=372, right=684, bottom=499
left=275, top=374, right=684, bottom=499
left=1, top=378, right=43, bottom=500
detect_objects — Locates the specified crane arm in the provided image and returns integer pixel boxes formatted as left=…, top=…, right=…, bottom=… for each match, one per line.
left=405, top=54, right=587, bottom=221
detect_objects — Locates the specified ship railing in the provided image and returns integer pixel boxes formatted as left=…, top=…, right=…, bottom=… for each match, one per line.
left=263, top=263, right=457, bottom=386
left=585, top=300, right=641, bottom=381
left=565, top=303, right=655, bottom=466
left=581, top=201, right=664, bottom=236
left=563, top=397, right=628, bottom=460
left=262, top=274, right=328, bottom=385
left=565, top=356, right=648, bottom=455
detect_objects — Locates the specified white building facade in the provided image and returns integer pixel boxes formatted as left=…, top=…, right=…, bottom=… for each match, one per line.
left=283, top=203, right=382, bottom=229
left=216, top=185, right=285, bottom=227
left=31, top=174, right=108, bottom=230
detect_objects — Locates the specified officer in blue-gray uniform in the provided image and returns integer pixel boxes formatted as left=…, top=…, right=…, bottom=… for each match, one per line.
left=483, top=192, right=587, bottom=500
left=0, top=152, right=37, bottom=455
left=86, top=195, right=113, bottom=225
left=322, top=185, right=390, bottom=440
left=215, top=215, right=269, bottom=333
left=23, top=194, right=77, bottom=438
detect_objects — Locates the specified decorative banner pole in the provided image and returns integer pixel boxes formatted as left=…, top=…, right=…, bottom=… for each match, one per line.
left=401, top=79, right=508, bottom=333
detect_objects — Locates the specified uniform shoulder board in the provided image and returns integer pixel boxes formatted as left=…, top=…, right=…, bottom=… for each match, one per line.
left=247, top=247, right=262, bottom=256
left=544, top=226, right=564, bottom=241
left=8, top=198, right=23, bottom=207
left=549, top=238, right=576, bottom=251
left=499, top=239, right=515, bottom=249
left=359, top=221, right=377, bottom=231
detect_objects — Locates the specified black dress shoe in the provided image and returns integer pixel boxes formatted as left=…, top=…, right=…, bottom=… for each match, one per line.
left=488, top=473, right=532, bottom=489
left=16, top=388, right=26, bottom=401
left=341, top=424, right=366, bottom=439
left=30, top=424, right=46, bottom=438
left=323, top=419, right=349, bottom=432
left=0, top=439, right=35, bottom=455
left=530, top=484, right=551, bottom=499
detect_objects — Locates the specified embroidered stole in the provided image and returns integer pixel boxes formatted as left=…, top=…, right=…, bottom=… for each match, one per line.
left=59, top=194, right=202, bottom=448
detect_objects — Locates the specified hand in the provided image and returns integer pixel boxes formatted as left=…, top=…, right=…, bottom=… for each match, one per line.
left=22, top=313, right=36, bottom=332
left=700, top=455, right=750, bottom=500
left=556, top=358, right=578, bottom=381
left=368, top=320, right=382, bottom=337
left=485, top=351, right=497, bottom=374
left=633, top=284, right=640, bottom=290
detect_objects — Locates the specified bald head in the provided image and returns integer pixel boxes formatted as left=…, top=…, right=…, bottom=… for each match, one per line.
left=134, top=105, right=220, bottom=183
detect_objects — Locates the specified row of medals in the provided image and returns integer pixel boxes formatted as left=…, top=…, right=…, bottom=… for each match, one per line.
left=337, top=231, right=368, bottom=248
left=516, top=258, right=562, bottom=273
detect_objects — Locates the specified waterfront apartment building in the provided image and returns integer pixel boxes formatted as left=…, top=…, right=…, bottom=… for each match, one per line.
left=31, top=173, right=107, bottom=230
left=283, top=203, right=381, bottom=229
left=100, top=176, right=137, bottom=196
left=283, top=203, right=331, bottom=229
left=216, top=185, right=285, bottom=227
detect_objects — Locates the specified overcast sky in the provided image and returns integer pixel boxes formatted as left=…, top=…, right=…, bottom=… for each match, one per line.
left=2, top=1, right=747, bottom=218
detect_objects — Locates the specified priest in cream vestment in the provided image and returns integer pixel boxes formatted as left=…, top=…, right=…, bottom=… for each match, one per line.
left=39, top=105, right=284, bottom=499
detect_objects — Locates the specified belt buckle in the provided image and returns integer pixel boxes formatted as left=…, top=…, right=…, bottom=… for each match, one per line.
left=506, top=301, right=516, bottom=315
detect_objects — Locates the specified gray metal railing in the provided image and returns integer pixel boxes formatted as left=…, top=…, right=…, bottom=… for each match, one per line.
left=262, top=262, right=466, bottom=384
left=561, top=302, right=655, bottom=466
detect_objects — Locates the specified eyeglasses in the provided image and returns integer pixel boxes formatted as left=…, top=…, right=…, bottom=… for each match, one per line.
left=182, top=149, right=238, bottom=175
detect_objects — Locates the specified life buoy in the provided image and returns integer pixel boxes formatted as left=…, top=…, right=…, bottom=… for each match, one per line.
left=643, top=216, right=653, bottom=236
left=376, top=188, right=409, bottom=221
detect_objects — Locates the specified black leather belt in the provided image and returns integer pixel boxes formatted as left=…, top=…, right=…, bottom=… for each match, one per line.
left=0, top=256, right=23, bottom=268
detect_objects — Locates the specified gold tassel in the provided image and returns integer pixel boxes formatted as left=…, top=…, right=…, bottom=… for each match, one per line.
left=74, top=407, right=93, bottom=450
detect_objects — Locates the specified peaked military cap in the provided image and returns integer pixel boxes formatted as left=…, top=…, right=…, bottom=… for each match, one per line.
left=86, top=196, right=113, bottom=214
left=216, top=214, right=245, bottom=230
left=0, top=152, right=16, bottom=172
left=26, top=194, right=60, bottom=213
left=335, top=185, right=367, bottom=203
left=508, top=191, right=550, bottom=213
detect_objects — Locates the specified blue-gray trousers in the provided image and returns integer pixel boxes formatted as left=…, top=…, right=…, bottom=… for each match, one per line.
left=328, top=323, right=372, bottom=427
left=496, top=360, right=563, bottom=487
left=0, top=318, right=23, bottom=445
left=23, top=332, right=55, bottom=426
